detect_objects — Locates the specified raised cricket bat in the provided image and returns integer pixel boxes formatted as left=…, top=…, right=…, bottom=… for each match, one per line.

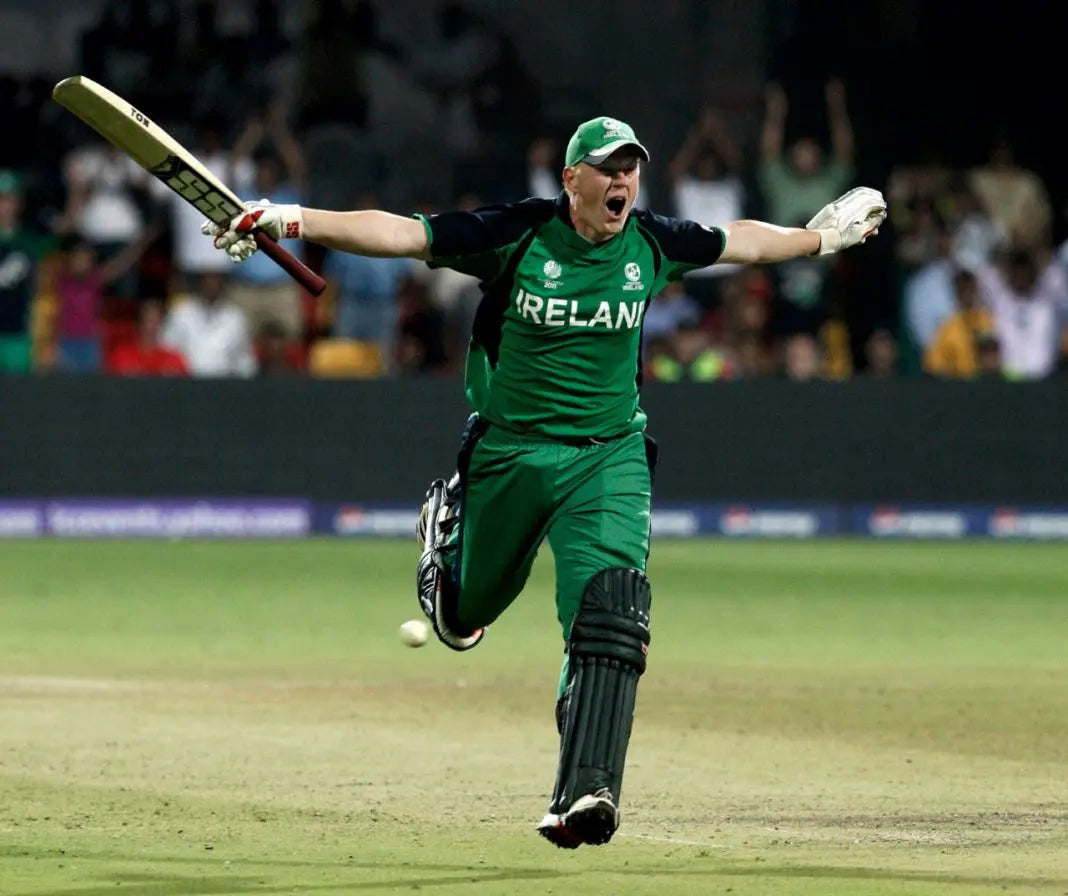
left=52, top=75, right=326, bottom=295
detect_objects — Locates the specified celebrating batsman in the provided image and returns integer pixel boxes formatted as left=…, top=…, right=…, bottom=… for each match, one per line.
left=206, top=115, right=886, bottom=848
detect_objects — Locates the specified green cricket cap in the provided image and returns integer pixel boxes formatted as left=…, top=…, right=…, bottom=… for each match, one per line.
left=0, top=169, right=23, bottom=194
left=565, top=117, right=650, bottom=168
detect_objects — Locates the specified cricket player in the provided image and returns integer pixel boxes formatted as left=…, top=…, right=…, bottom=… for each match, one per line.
left=206, top=116, right=886, bottom=848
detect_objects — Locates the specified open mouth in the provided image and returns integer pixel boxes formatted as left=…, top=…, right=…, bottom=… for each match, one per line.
left=605, top=196, right=626, bottom=216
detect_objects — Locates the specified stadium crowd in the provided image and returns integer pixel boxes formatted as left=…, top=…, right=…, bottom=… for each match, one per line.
left=1, top=0, right=1066, bottom=381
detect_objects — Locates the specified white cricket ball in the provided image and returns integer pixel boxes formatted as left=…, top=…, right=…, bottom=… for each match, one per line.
left=398, top=619, right=429, bottom=648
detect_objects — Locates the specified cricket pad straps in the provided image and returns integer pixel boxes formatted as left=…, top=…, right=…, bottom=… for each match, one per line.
left=550, top=567, right=651, bottom=814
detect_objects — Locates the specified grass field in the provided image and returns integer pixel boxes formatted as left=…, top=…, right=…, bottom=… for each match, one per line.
left=1, top=538, right=1066, bottom=895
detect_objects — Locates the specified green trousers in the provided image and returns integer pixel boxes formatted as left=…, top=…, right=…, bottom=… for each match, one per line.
left=447, top=420, right=655, bottom=645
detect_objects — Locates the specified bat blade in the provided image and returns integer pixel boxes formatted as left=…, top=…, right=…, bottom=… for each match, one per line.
left=52, top=76, right=325, bottom=295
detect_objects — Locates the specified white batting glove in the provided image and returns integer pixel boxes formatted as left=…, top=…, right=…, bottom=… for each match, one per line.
left=806, top=187, right=887, bottom=255
left=200, top=199, right=304, bottom=263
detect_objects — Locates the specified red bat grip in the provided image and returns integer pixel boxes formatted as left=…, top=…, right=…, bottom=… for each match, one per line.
left=253, top=231, right=326, bottom=296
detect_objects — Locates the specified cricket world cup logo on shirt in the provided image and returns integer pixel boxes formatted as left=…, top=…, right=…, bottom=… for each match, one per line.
left=542, top=259, right=563, bottom=289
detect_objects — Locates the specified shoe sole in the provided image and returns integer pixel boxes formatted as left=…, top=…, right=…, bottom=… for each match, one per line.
left=564, top=796, right=618, bottom=846
left=537, top=794, right=619, bottom=848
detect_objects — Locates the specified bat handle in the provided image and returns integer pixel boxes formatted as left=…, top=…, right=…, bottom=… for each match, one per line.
left=253, top=231, right=326, bottom=296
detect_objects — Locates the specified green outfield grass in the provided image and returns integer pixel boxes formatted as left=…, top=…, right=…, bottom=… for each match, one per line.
left=0, top=539, right=1066, bottom=895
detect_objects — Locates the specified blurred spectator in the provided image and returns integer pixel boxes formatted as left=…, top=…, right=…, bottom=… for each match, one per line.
left=733, top=328, right=775, bottom=378
left=396, top=280, right=448, bottom=375
left=254, top=319, right=302, bottom=376
left=760, top=80, right=854, bottom=340
left=893, top=199, right=945, bottom=272
left=771, top=252, right=831, bottom=337
left=167, top=117, right=255, bottom=283
left=646, top=321, right=736, bottom=382
left=0, top=170, right=55, bottom=373
left=819, top=312, right=854, bottom=380
left=950, top=185, right=1008, bottom=271
left=57, top=141, right=152, bottom=298
left=886, top=157, right=956, bottom=265
left=53, top=232, right=155, bottom=374
left=643, top=280, right=702, bottom=343
left=644, top=335, right=674, bottom=381
left=923, top=269, right=995, bottom=378
left=864, top=327, right=899, bottom=379
left=225, top=106, right=307, bottom=342
left=967, top=137, right=1052, bottom=254
left=527, top=138, right=560, bottom=200
left=902, top=226, right=958, bottom=356
left=108, top=299, right=189, bottom=376
left=977, top=250, right=1068, bottom=380
left=668, top=106, right=746, bottom=307
left=758, top=79, right=855, bottom=229
left=161, top=272, right=256, bottom=377
left=409, top=194, right=483, bottom=370
left=324, top=193, right=413, bottom=369
left=724, top=272, right=776, bottom=378
left=781, top=332, right=823, bottom=381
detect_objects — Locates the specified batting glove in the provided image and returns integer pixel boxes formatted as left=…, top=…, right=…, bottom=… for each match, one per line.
left=806, top=187, right=887, bottom=255
left=201, top=199, right=304, bottom=263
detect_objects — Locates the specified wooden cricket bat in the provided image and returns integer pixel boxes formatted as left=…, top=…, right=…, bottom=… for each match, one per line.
left=52, top=75, right=326, bottom=296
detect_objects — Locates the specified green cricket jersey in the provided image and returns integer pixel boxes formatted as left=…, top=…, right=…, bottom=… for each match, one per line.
left=417, top=195, right=725, bottom=439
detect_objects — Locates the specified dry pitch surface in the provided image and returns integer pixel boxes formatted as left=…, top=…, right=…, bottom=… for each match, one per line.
left=1, top=539, right=1066, bottom=895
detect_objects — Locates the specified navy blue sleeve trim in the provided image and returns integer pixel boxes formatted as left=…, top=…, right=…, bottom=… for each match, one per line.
left=632, top=209, right=726, bottom=268
left=424, top=198, right=557, bottom=258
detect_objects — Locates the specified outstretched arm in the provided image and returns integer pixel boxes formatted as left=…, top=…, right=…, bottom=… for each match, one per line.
left=719, top=220, right=820, bottom=264
left=302, top=209, right=429, bottom=258
left=206, top=202, right=431, bottom=260
left=719, top=187, right=887, bottom=263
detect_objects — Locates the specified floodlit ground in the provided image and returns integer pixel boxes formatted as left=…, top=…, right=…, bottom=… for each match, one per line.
left=1, top=539, right=1066, bottom=895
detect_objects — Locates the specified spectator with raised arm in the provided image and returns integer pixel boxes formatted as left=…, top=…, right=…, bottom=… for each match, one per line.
left=758, top=79, right=855, bottom=229
left=760, top=80, right=856, bottom=340
left=668, top=106, right=746, bottom=307
left=57, top=140, right=151, bottom=299
left=53, top=229, right=157, bottom=373
left=224, top=99, right=308, bottom=344
left=977, top=249, right=1068, bottom=380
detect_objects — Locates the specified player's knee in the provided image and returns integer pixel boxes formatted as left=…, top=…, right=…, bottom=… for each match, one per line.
left=569, top=567, right=651, bottom=675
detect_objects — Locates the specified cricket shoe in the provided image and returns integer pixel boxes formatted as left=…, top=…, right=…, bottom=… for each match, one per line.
left=537, top=789, right=620, bottom=848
